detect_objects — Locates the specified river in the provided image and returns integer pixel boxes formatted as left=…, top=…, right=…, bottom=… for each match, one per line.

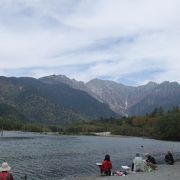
left=0, top=131, right=180, bottom=180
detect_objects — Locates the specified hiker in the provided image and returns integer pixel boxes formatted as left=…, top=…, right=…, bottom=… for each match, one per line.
left=145, top=153, right=157, bottom=170
left=132, top=153, right=145, bottom=172
left=165, top=151, right=174, bottom=165
left=0, top=162, right=14, bottom=180
left=101, top=154, right=112, bottom=176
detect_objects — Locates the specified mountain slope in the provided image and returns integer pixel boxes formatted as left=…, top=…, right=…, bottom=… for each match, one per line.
left=0, top=76, right=117, bottom=125
left=0, top=103, right=28, bottom=123
left=86, top=79, right=130, bottom=115
left=1, top=75, right=179, bottom=121
left=128, top=81, right=180, bottom=115
left=39, top=75, right=102, bottom=101
left=86, top=79, right=160, bottom=115
left=39, top=75, right=180, bottom=116
left=86, top=79, right=180, bottom=116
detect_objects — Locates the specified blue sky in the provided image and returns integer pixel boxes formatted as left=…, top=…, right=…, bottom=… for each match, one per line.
left=0, top=0, right=180, bottom=86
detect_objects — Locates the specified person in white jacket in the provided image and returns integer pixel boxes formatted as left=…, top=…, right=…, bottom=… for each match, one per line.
left=132, top=153, right=145, bottom=172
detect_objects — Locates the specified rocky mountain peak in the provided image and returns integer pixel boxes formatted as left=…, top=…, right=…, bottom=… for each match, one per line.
left=39, top=75, right=102, bottom=101
left=39, top=74, right=180, bottom=116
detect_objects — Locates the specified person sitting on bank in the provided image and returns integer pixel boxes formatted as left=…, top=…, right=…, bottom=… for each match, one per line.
left=0, top=162, right=14, bottom=180
left=132, top=153, right=145, bottom=172
left=145, top=153, right=157, bottom=170
left=165, top=151, right=174, bottom=165
left=101, top=154, right=112, bottom=176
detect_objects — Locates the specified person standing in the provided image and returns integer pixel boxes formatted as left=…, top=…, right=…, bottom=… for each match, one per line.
left=0, top=162, right=14, bottom=180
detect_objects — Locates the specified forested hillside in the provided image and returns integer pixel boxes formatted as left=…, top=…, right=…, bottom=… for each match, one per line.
left=0, top=76, right=117, bottom=125
left=64, top=107, right=180, bottom=141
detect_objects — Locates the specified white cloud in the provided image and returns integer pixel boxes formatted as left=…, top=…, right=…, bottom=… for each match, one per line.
left=0, top=0, right=180, bottom=85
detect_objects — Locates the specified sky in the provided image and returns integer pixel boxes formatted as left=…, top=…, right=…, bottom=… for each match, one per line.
left=0, top=0, right=180, bottom=86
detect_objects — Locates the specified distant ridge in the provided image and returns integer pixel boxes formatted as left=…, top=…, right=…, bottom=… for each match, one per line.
left=40, top=75, right=180, bottom=116
left=0, top=75, right=179, bottom=125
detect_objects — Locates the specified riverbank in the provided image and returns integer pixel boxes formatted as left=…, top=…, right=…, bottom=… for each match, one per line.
left=79, top=161, right=180, bottom=180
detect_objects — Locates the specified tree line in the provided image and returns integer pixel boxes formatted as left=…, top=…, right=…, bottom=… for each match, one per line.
left=63, top=106, right=180, bottom=141
left=0, top=106, right=179, bottom=141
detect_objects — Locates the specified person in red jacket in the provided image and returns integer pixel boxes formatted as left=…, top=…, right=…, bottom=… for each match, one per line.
left=101, top=154, right=112, bottom=176
left=0, top=162, right=14, bottom=180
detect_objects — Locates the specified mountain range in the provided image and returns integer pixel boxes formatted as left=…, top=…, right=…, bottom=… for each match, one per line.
left=0, top=75, right=180, bottom=125
left=0, top=76, right=116, bottom=125
left=41, top=75, right=180, bottom=116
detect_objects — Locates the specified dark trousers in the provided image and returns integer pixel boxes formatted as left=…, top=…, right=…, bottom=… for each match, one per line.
left=131, top=163, right=134, bottom=171
left=101, top=169, right=111, bottom=176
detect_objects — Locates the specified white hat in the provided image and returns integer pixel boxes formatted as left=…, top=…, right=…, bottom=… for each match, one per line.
left=0, top=162, right=11, bottom=172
